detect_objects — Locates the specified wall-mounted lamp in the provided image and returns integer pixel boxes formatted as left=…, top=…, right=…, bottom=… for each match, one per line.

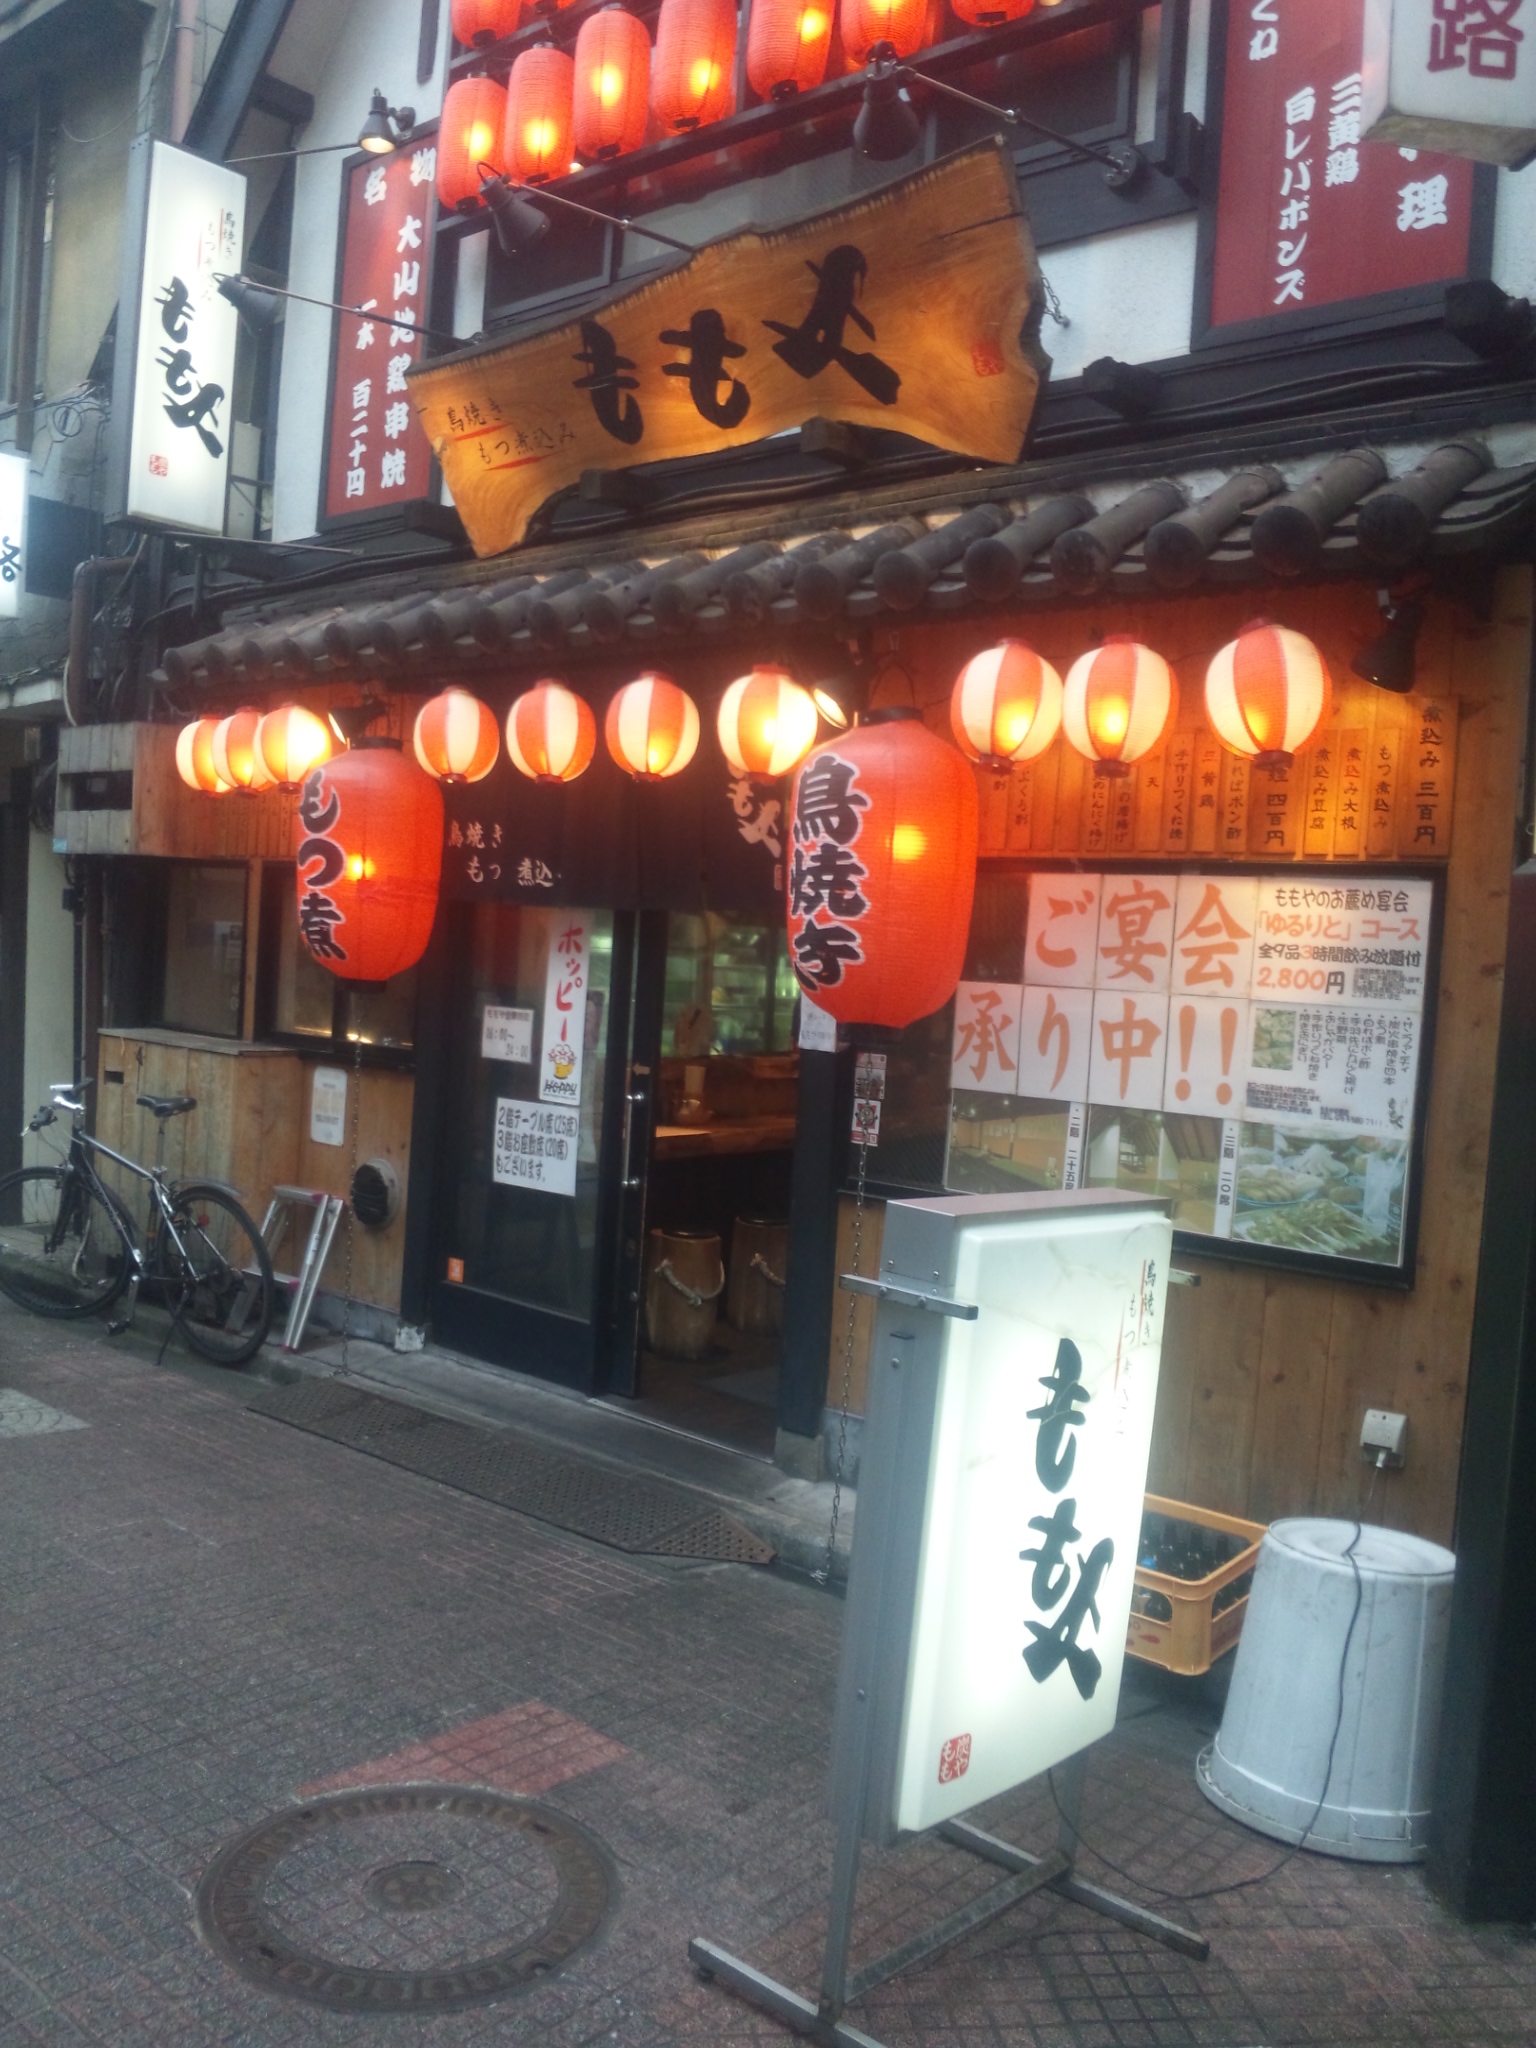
left=853, top=39, right=1143, bottom=189
left=227, top=91, right=417, bottom=166
left=1351, top=595, right=1424, bottom=695
left=216, top=273, right=459, bottom=343
left=358, top=89, right=417, bottom=154
left=476, top=167, right=696, bottom=260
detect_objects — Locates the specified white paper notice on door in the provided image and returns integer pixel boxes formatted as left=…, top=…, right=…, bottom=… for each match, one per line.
left=539, top=916, right=590, bottom=1105
left=493, top=1098, right=578, bottom=1197
left=310, top=1066, right=347, bottom=1146
left=481, top=1004, right=534, bottom=1064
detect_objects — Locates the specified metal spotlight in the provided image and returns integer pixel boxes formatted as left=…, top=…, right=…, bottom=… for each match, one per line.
left=479, top=173, right=553, bottom=259
left=216, top=273, right=284, bottom=331
left=854, top=49, right=921, bottom=162
left=358, top=89, right=416, bottom=154
left=1351, top=599, right=1424, bottom=695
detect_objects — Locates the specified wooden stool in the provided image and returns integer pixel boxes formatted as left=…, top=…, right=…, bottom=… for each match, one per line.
left=726, top=1216, right=789, bottom=1335
left=644, top=1228, right=724, bottom=1360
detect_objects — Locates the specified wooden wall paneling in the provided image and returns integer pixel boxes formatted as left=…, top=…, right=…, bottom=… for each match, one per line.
left=1004, top=760, right=1035, bottom=853
left=1190, top=735, right=1222, bottom=853
left=295, top=1064, right=418, bottom=1313
left=1243, top=1271, right=1338, bottom=1525
left=1135, top=742, right=1167, bottom=852
left=827, top=1192, right=885, bottom=1419
left=1313, top=1283, right=1399, bottom=1521
left=1029, top=746, right=1060, bottom=853
left=1161, top=729, right=1195, bottom=853
left=1366, top=693, right=1405, bottom=860
left=1148, top=1255, right=1266, bottom=1514
left=241, top=863, right=263, bottom=1041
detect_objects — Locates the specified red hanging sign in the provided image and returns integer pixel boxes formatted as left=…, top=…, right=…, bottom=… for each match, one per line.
left=1208, top=0, right=1477, bottom=332
left=323, top=138, right=438, bottom=520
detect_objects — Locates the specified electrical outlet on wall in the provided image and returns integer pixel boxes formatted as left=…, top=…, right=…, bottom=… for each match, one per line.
left=1361, top=1408, right=1409, bottom=1467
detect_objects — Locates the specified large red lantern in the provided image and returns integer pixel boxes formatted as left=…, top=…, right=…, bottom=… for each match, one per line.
left=504, top=45, right=575, bottom=183
left=948, top=0, right=1034, bottom=23
left=437, top=75, right=509, bottom=211
left=412, top=688, right=500, bottom=785
left=451, top=0, right=520, bottom=46
left=840, top=0, right=927, bottom=64
left=605, top=672, right=700, bottom=780
left=211, top=707, right=276, bottom=792
left=294, top=743, right=444, bottom=983
left=506, top=680, right=597, bottom=783
left=747, top=0, right=833, bottom=98
left=1062, top=637, right=1176, bottom=777
left=717, top=666, right=819, bottom=778
left=256, top=704, right=333, bottom=791
left=573, top=6, right=652, bottom=161
left=175, top=717, right=233, bottom=794
left=786, top=709, right=977, bottom=1030
left=652, top=0, right=737, bottom=131
left=1204, top=619, right=1330, bottom=769
left=950, top=641, right=1063, bottom=768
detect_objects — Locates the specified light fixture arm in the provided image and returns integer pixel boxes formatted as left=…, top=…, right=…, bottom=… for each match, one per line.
left=214, top=273, right=460, bottom=344
left=868, top=43, right=1144, bottom=190
left=473, top=163, right=695, bottom=255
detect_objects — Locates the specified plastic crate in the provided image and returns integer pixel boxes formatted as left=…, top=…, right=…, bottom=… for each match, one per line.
left=1125, top=1493, right=1267, bottom=1677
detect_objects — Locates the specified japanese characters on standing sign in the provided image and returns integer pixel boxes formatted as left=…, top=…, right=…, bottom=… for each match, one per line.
left=1209, top=0, right=1476, bottom=331
left=120, top=141, right=245, bottom=534
left=0, top=452, right=25, bottom=620
left=323, top=137, right=438, bottom=520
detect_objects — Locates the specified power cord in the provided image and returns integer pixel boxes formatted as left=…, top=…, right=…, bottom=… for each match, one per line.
left=1048, top=1465, right=1383, bottom=1905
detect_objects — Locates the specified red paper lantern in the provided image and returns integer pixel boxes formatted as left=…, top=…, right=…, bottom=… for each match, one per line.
left=256, top=704, right=333, bottom=791
left=717, top=666, right=819, bottom=778
left=948, top=0, right=1034, bottom=24
left=786, top=709, right=977, bottom=1030
left=604, top=672, right=700, bottom=780
left=175, top=717, right=233, bottom=794
left=211, top=707, right=276, bottom=792
left=652, top=0, right=736, bottom=131
left=437, top=75, right=509, bottom=211
left=1204, top=619, right=1330, bottom=769
left=573, top=6, right=652, bottom=161
left=451, top=0, right=521, bottom=46
left=506, top=680, right=597, bottom=782
left=294, top=743, right=443, bottom=983
left=1062, top=637, right=1176, bottom=777
left=747, top=0, right=833, bottom=98
left=504, top=45, right=576, bottom=183
left=950, top=640, right=1063, bottom=767
left=840, top=0, right=927, bottom=65
left=413, top=688, right=500, bottom=785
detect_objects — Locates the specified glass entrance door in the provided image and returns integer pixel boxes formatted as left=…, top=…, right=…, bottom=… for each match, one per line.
left=430, top=900, right=630, bottom=1388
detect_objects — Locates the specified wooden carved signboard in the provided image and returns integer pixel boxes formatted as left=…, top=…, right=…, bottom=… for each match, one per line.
left=408, top=143, right=1044, bottom=557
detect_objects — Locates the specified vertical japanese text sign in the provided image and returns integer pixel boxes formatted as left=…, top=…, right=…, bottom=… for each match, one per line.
left=539, top=915, right=590, bottom=1106
left=323, top=137, right=438, bottom=520
left=113, top=140, right=246, bottom=534
left=1363, top=0, right=1536, bottom=165
left=0, top=452, right=26, bottom=618
left=831, top=1191, right=1172, bottom=1844
left=1209, top=0, right=1476, bottom=331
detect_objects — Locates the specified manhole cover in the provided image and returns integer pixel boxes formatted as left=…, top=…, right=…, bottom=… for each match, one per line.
left=196, top=1785, right=614, bottom=2011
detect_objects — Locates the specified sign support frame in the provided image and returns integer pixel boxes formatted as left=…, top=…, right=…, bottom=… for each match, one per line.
left=688, top=1238, right=1207, bottom=2047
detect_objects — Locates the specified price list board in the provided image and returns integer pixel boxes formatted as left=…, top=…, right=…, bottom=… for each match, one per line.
left=946, top=870, right=1438, bottom=1284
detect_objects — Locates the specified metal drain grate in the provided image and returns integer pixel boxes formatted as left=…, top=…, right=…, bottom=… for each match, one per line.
left=248, top=1380, right=775, bottom=1564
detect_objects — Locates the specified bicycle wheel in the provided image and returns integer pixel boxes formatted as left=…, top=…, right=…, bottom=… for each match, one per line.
left=158, top=1182, right=275, bottom=1365
left=0, top=1166, right=133, bottom=1318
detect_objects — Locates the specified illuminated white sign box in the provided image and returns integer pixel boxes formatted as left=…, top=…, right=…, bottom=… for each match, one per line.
left=1363, top=0, right=1536, bottom=165
left=830, top=1189, right=1172, bottom=1846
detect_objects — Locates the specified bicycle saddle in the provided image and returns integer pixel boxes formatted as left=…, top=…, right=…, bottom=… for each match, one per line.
left=137, top=1094, right=197, bottom=1118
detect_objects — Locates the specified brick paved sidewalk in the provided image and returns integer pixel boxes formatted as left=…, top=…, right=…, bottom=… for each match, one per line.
left=1, top=1302, right=1532, bottom=2048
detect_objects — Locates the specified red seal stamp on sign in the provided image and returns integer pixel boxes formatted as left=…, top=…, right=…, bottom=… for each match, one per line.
left=938, top=1733, right=971, bottom=1784
left=970, top=339, right=1005, bottom=377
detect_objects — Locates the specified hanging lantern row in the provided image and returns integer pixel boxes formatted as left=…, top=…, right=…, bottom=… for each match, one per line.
left=175, top=704, right=334, bottom=795
left=950, top=622, right=1330, bottom=776
left=442, top=0, right=1055, bottom=200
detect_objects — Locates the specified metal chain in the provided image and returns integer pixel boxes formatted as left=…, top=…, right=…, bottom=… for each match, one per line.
left=813, top=1126, right=870, bottom=1587
left=1038, top=270, right=1070, bottom=329
left=335, top=1035, right=362, bottom=1381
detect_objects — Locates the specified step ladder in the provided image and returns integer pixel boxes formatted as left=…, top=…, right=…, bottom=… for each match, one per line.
left=259, top=1186, right=346, bottom=1352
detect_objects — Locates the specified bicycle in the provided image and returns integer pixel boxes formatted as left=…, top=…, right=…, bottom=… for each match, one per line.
left=0, top=1082, right=275, bottom=1366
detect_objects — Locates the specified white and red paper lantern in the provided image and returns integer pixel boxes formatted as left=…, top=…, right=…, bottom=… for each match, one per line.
left=605, top=672, right=700, bottom=780
left=256, top=704, right=333, bottom=790
left=950, top=640, right=1063, bottom=768
left=717, top=665, right=819, bottom=778
left=412, top=687, right=501, bottom=784
left=1204, top=620, right=1330, bottom=768
left=506, top=680, right=597, bottom=783
left=1062, top=637, right=1177, bottom=777
left=212, top=708, right=276, bottom=792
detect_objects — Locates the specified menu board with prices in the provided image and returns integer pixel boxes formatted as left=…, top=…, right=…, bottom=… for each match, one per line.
left=972, top=693, right=1457, bottom=866
left=947, top=870, right=1436, bottom=1279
